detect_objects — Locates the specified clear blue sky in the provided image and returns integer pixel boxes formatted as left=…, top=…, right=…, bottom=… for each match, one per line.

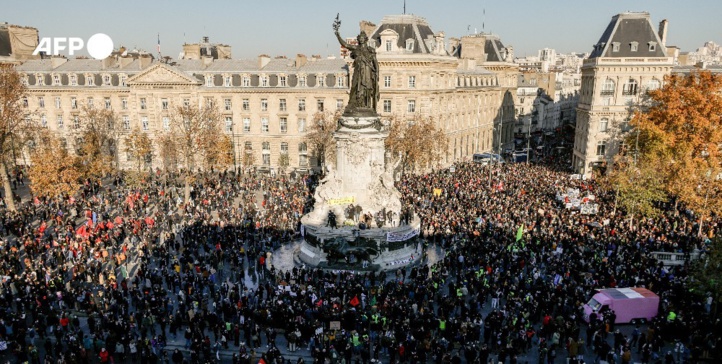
left=4, top=0, right=720, bottom=59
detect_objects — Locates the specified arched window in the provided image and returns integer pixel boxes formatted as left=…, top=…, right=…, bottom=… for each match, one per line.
left=601, top=79, right=615, bottom=96
left=645, top=79, right=661, bottom=91
left=623, top=79, right=638, bottom=96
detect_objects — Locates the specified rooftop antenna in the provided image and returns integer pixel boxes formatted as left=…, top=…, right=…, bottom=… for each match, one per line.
left=403, top=0, right=406, bottom=14
left=483, top=8, right=486, bottom=32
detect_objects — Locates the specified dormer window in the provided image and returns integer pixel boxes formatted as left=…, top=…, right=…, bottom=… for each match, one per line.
left=103, top=74, right=111, bottom=86
left=70, top=74, right=77, bottom=86
left=648, top=42, right=657, bottom=51
left=385, top=40, right=392, bottom=52
left=406, top=39, right=415, bottom=51
left=630, top=42, right=638, bottom=52
left=86, top=74, right=94, bottom=86
left=612, top=42, right=620, bottom=52
left=53, top=74, right=60, bottom=85
left=205, top=75, right=213, bottom=87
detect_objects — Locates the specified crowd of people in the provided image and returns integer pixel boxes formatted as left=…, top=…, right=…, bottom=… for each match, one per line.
left=0, top=153, right=719, bottom=364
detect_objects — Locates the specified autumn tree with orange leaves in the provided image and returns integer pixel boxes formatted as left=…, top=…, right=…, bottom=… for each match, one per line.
left=631, top=71, right=722, bottom=235
left=0, top=64, right=35, bottom=211
left=27, top=131, right=82, bottom=199
left=385, top=114, right=448, bottom=174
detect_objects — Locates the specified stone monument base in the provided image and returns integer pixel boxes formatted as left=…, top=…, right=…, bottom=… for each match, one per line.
left=297, top=218, right=422, bottom=272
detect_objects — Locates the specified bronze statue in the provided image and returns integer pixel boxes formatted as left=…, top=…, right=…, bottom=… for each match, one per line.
left=334, top=14, right=379, bottom=116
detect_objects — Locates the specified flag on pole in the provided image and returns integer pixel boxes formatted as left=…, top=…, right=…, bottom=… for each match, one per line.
left=516, top=224, right=524, bottom=242
left=349, top=295, right=360, bottom=307
left=157, top=33, right=161, bottom=55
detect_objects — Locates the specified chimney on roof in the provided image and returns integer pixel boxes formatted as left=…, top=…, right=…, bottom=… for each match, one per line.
left=51, top=56, right=67, bottom=69
left=258, top=54, right=270, bottom=69
left=295, top=54, right=307, bottom=68
left=119, top=56, right=133, bottom=68
left=101, top=56, right=115, bottom=70
left=658, top=19, right=668, bottom=46
left=139, top=55, right=152, bottom=69
left=202, top=55, right=213, bottom=67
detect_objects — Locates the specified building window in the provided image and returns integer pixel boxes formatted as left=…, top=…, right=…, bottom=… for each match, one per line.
left=87, top=75, right=94, bottom=86
left=261, top=117, right=269, bottom=133
left=243, top=118, right=251, bottom=133
left=205, top=97, right=214, bottom=108
left=57, top=115, right=63, bottom=129
left=141, top=117, right=149, bottom=131
left=244, top=141, right=253, bottom=153
left=336, top=76, right=344, bottom=87
left=385, top=40, right=392, bottom=51
left=123, top=116, right=130, bottom=130
left=121, top=98, right=127, bottom=110
left=279, top=99, right=287, bottom=112
left=317, top=99, right=324, bottom=112
left=22, top=97, right=28, bottom=108
left=383, top=99, right=392, bottom=113
left=242, top=76, right=250, bottom=87
left=336, top=99, right=343, bottom=110
left=140, top=98, right=147, bottom=110
left=281, top=142, right=288, bottom=154
left=163, top=117, right=170, bottom=131
left=224, top=98, right=232, bottom=111
left=408, top=76, right=416, bottom=88
left=630, top=42, right=638, bottom=52
left=38, top=97, right=45, bottom=108
left=406, top=39, right=414, bottom=51
left=622, top=79, right=638, bottom=96
left=87, top=98, right=94, bottom=108
left=40, top=114, right=47, bottom=128
left=279, top=117, right=288, bottom=133
left=162, top=98, right=169, bottom=110
left=55, top=97, right=61, bottom=109
left=298, top=118, right=306, bottom=132
left=105, top=97, right=111, bottom=110
left=262, top=141, right=271, bottom=165
left=261, top=75, right=268, bottom=87
left=261, top=99, right=268, bottom=111
left=242, top=99, right=249, bottom=111
left=120, top=75, right=127, bottom=87
left=280, top=76, right=287, bottom=87
left=206, top=76, right=213, bottom=87
left=70, top=74, right=77, bottom=86
left=299, top=142, right=308, bottom=166
left=299, top=76, right=306, bottom=87
left=37, top=74, right=44, bottom=86
left=596, top=141, right=606, bottom=156
left=384, top=76, right=391, bottom=88
left=318, top=75, right=325, bottom=87
left=73, top=115, right=80, bottom=129
left=612, top=42, right=620, bottom=52
left=225, top=116, right=233, bottom=132
left=599, top=118, right=608, bottom=132
left=224, top=76, right=231, bottom=87
left=53, top=75, right=60, bottom=85
left=298, top=99, right=306, bottom=111
left=183, top=99, right=190, bottom=108
left=103, top=75, right=111, bottom=85
left=648, top=42, right=657, bottom=51
left=646, top=79, right=661, bottom=91
left=407, top=100, right=416, bottom=113
left=601, top=79, right=615, bottom=96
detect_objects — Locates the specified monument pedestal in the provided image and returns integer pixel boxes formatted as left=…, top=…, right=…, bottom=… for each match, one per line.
left=295, top=115, right=420, bottom=271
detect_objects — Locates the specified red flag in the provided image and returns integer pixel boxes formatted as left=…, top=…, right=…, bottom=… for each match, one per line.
left=349, top=296, right=360, bottom=307
left=316, top=299, right=323, bottom=307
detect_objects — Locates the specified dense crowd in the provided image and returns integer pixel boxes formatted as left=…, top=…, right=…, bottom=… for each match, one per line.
left=0, top=156, right=719, bottom=364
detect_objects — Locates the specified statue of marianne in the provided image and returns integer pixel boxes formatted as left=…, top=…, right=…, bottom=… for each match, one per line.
left=334, top=14, right=379, bottom=115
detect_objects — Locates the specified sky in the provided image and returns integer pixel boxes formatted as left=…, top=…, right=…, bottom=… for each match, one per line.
left=4, top=0, right=721, bottom=60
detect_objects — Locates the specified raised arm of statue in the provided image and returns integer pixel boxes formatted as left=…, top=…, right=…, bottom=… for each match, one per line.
left=333, top=14, right=354, bottom=51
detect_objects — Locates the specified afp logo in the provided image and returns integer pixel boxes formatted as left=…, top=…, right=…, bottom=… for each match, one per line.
left=33, top=33, right=114, bottom=60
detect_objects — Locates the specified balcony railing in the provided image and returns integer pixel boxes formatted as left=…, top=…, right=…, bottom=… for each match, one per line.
left=600, top=90, right=615, bottom=96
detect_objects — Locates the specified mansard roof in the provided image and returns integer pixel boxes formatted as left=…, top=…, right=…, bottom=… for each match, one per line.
left=369, top=14, right=437, bottom=54
left=589, top=12, right=667, bottom=58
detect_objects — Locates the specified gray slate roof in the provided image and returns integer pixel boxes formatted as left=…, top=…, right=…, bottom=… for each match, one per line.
left=590, top=12, right=667, bottom=58
left=369, top=15, right=436, bottom=54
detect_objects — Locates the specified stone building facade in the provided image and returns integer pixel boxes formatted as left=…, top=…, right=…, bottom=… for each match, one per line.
left=15, top=14, right=517, bottom=171
left=572, top=12, right=674, bottom=177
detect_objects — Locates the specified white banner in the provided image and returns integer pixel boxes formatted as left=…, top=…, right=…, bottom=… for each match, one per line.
left=386, top=228, right=420, bottom=243
left=580, top=204, right=599, bottom=215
